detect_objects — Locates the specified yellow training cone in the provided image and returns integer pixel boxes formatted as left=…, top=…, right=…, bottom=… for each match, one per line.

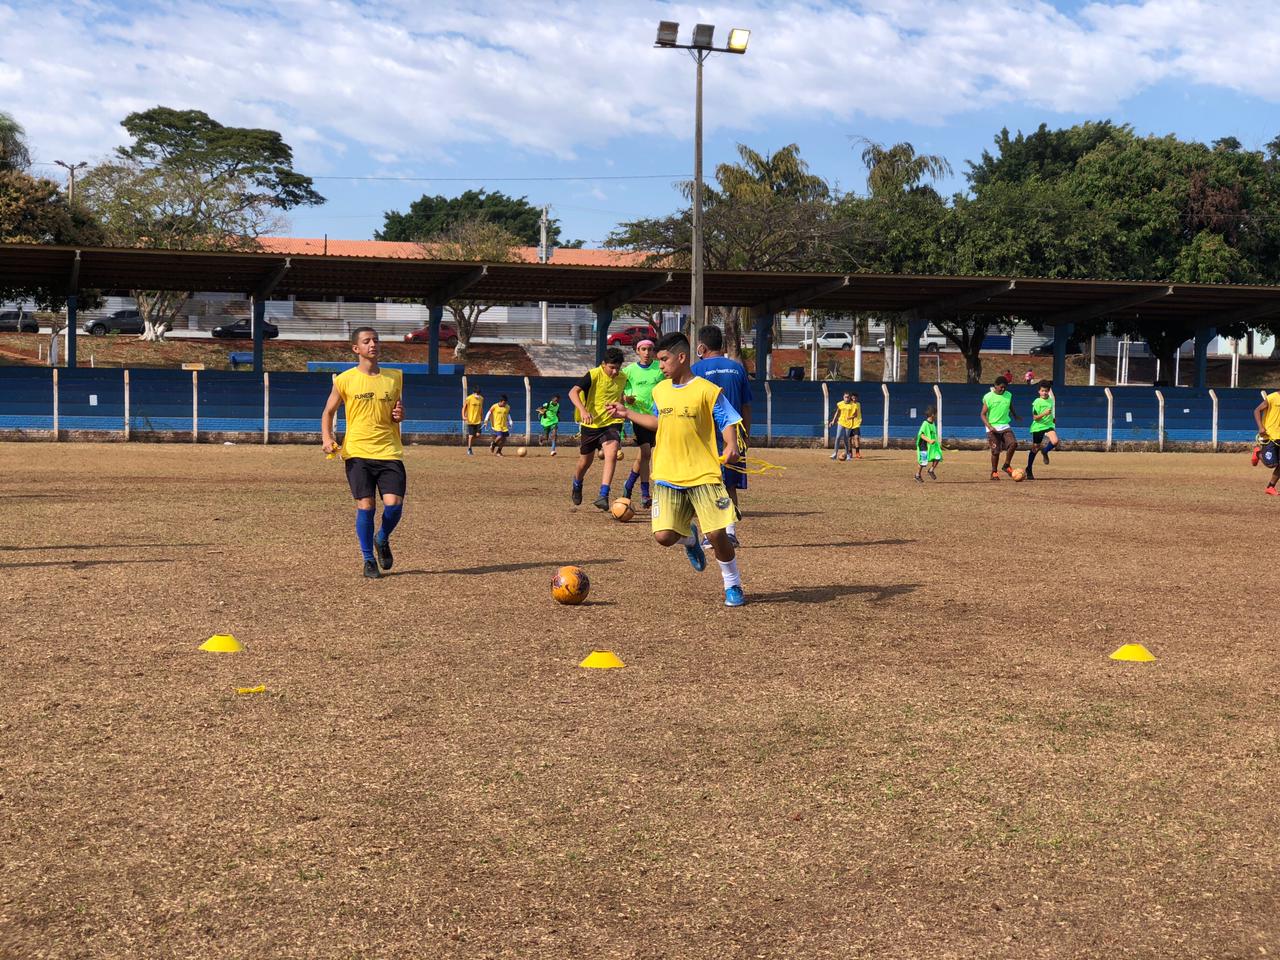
left=200, top=634, right=243, bottom=653
left=579, top=650, right=624, bottom=669
left=236, top=684, right=266, bottom=695
left=1110, top=643, right=1155, bottom=662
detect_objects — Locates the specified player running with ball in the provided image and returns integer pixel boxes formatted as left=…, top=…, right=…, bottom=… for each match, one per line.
left=608, top=332, right=746, bottom=607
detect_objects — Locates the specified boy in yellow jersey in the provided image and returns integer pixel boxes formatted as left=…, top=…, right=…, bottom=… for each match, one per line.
left=461, top=386, right=484, bottom=456
left=827, top=391, right=862, bottom=460
left=569, top=346, right=627, bottom=510
left=1253, top=388, right=1280, bottom=495
left=320, top=327, right=405, bottom=579
left=608, top=332, right=745, bottom=607
left=483, top=394, right=513, bottom=455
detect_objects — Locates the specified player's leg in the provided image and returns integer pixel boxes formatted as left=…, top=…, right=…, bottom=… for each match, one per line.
left=831, top=426, right=844, bottom=459
left=345, top=459, right=381, bottom=578
left=853, top=427, right=862, bottom=459
left=495, top=431, right=507, bottom=455
left=915, top=448, right=926, bottom=482
left=1025, top=433, right=1041, bottom=479
left=1002, top=431, right=1018, bottom=473
left=1269, top=462, right=1280, bottom=495
left=988, top=431, right=1001, bottom=478
left=691, top=483, right=743, bottom=606
left=928, top=456, right=939, bottom=480
left=572, top=429, right=597, bottom=505
left=1041, top=428, right=1059, bottom=463
left=595, top=436, right=620, bottom=509
left=549, top=424, right=558, bottom=456
left=372, top=463, right=406, bottom=572
left=651, top=485, right=705, bottom=571
left=465, top=424, right=476, bottom=455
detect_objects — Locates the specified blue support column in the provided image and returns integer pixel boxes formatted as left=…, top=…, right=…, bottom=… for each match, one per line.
left=754, top=310, right=774, bottom=383
left=594, top=306, right=612, bottom=363
left=428, top=305, right=443, bottom=375
left=252, top=297, right=265, bottom=374
left=1052, top=321, right=1074, bottom=386
left=905, top=319, right=924, bottom=384
left=66, top=295, right=77, bottom=369
left=1194, top=326, right=1216, bottom=389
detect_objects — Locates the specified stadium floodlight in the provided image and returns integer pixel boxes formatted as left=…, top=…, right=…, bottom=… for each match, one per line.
left=692, top=23, right=715, bottom=48
left=655, top=20, right=679, bottom=46
left=726, top=28, right=750, bottom=53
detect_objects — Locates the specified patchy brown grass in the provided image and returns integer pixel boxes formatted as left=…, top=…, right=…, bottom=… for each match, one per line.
left=0, top=335, right=537, bottom=376
left=1, top=442, right=1277, bottom=959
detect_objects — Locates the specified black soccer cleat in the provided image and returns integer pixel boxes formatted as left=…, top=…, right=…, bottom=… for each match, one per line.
left=374, top=535, right=393, bottom=571
left=571, top=484, right=583, bottom=506
left=363, top=559, right=382, bottom=579
left=1024, top=468, right=1036, bottom=481
left=592, top=494, right=610, bottom=511
left=1041, top=449, right=1050, bottom=465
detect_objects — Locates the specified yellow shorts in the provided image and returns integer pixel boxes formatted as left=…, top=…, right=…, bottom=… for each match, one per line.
left=651, top=482, right=736, bottom=537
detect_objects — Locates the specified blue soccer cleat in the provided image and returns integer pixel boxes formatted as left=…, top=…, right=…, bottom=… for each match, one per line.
left=724, top=585, right=745, bottom=607
left=685, top=524, right=707, bottom=572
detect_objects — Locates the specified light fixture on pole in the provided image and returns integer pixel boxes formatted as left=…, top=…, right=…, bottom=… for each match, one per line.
left=53, top=160, right=88, bottom=205
left=654, top=21, right=749, bottom=340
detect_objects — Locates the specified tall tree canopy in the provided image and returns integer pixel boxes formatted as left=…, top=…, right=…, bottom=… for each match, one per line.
left=378, top=189, right=556, bottom=246
left=420, top=218, right=522, bottom=360
left=0, top=111, right=31, bottom=173
left=78, top=106, right=324, bottom=340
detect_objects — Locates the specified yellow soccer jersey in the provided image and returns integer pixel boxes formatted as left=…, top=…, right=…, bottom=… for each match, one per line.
left=836, top=400, right=861, bottom=429
left=575, top=365, right=627, bottom=428
left=1263, top=392, right=1280, bottom=440
left=335, top=366, right=402, bottom=461
left=489, top=403, right=512, bottom=432
left=651, top=377, right=736, bottom=488
left=463, top=393, right=484, bottom=425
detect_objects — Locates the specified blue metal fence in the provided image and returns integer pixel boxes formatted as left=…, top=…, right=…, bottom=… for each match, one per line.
left=2, top=367, right=1269, bottom=448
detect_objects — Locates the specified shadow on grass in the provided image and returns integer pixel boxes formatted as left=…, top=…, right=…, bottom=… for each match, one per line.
left=750, top=582, right=920, bottom=605
left=0, top=542, right=212, bottom=552
left=397, top=558, right=624, bottom=577
left=0, top=558, right=178, bottom=570
left=940, top=477, right=1123, bottom=484
left=742, top=510, right=821, bottom=518
left=751, top=538, right=914, bottom=550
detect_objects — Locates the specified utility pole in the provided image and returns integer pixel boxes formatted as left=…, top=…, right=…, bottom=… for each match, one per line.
left=54, top=160, right=87, bottom=205
left=691, top=50, right=706, bottom=343
left=539, top=205, right=550, bottom=345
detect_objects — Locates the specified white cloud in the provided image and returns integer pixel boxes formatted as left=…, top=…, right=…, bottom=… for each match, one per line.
left=3, top=0, right=1280, bottom=174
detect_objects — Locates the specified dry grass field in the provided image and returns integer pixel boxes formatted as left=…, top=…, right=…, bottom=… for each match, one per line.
left=1, top=441, right=1277, bottom=959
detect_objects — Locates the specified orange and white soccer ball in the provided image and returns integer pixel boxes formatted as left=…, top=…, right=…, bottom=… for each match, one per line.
left=837, top=449, right=848, bottom=462
left=515, top=447, right=527, bottom=457
left=552, top=565, right=590, bottom=605
left=1012, top=468, right=1026, bottom=482
left=609, top=498, right=635, bottom=522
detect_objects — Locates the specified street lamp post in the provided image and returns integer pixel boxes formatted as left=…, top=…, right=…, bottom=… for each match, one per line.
left=54, top=160, right=87, bottom=205
left=655, top=21, right=749, bottom=340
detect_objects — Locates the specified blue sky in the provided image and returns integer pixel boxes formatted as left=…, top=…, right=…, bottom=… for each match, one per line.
left=5, top=0, right=1280, bottom=247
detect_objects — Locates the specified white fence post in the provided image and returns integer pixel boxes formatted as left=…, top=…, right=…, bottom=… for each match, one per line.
left=881, top=383, right=890, bottom=449
left=932, top=383, right=943, bottom=442
left=765, top=382, right=772, bottom=447
left=821, top=382, right=830, bottom=448
left=1155, top=389, right=1165, bottom=452
left=524, top=376, right=532, bottom=446
left=263, top=371, right=270, bottom=444
left=123, top=369, right=130, bottom=441
left=1209, top=388, right=1218, bottom=451
left=1104, top=386, right=1113, bottom=451
left=192, top=369, right=199, bottom=443
left=52, top=368, right=59, bottom=442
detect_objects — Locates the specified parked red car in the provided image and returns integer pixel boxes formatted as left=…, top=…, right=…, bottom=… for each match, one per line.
left=404, top=323, right=459, bottom=346
left=607, top=325, right=660, bottom=347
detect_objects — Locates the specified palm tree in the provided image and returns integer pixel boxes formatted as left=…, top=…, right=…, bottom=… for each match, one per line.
left=714, top=143, right=830, bottom=203
left=855, top=138, right=951, bottom=197
left=0, top=112, right=31, bottom=172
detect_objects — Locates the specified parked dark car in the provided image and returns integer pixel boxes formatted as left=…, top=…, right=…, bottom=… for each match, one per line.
left=0, top=310, right=38, bottom=333
left=211, top=318, right=280, bottom=339
left=84, top=309, right=145, bottom=336
left=404, top=323, right=459, bottom=345
left=1029, top=338, right=1083, bottom=355
left=607, top=325, right=660, bottom=347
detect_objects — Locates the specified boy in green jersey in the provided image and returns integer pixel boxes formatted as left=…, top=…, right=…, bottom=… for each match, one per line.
left=620, top=339, right=665, bottom=508
left=537, top=394, right=561, bottom=456
left=914, top=406, right=942, bottom=482
left=980, top=376, right=1020, bottom=480
left=1024, top=381, right=1059, bottom=480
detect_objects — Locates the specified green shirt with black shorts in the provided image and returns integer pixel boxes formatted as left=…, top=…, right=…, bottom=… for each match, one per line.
left=1031, top=396, right=1055, bottom=435
left=916, top=420, right=942, bottom=465
left=623, top=360, right=665, bottom=446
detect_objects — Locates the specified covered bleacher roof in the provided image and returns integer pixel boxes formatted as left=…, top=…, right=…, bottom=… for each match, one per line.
left=3, top=243, right=1280, bottom=325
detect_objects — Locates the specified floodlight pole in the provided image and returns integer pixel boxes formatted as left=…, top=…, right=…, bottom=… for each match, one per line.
left=691, top=49, right=707, bottom=342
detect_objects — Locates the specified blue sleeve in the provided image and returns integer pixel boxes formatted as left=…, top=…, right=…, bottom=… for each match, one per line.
left=712, top=393, right=742, bottom=431
left=651, top=401, right=659, bottom=417
left=739, top=370, right=753, bottom=405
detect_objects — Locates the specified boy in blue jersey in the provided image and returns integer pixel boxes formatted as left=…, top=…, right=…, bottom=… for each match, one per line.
left=691, top=325, right=752, bottom=545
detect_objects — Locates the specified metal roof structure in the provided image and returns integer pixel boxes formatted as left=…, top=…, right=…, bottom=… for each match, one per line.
left=4, top=243, right=1280, bottom=325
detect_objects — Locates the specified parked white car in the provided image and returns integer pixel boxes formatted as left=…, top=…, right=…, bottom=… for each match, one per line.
left=876, top=331, right=948, bottom=352
left=799, top=331, right=854, bottom=349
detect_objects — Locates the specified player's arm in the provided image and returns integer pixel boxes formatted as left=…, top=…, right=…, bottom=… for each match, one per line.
left=980, top=400, right=992, bottom=431
left=1255, top=398, right=1269, bottom=436
left=482, top=405, right=494, bottom=428
left=713, top=394, right=742, bottom=461
left=392, top=380, right=404, bottom=424
left=569, top=376, right=594, bottom=425
left=320, top=384, right=342, bottom=454
left=609, top=401, right=657, bottom=432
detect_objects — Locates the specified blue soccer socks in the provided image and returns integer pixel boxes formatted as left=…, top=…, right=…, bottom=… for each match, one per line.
left=379, top=503, right=403, bottom=541
left=355, top=507, right=376, bottom=562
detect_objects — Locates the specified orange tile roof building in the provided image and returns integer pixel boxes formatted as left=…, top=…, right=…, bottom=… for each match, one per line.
left=257, top=237, right=648, bottom=267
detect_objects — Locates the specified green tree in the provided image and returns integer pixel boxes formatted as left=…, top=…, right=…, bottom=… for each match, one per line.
left=421, top=217, right=522, bottom=360
left=378, top=189, right=554, bottom=246
left=856, top=139, right=952, bottom=198
left=78, top=107, right=323, bottom=340
left=0, top=111, right=31, bottom=172
left=965, top=121, right=1127, bottom=190
left=0, top=169, right=104, bottom=309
